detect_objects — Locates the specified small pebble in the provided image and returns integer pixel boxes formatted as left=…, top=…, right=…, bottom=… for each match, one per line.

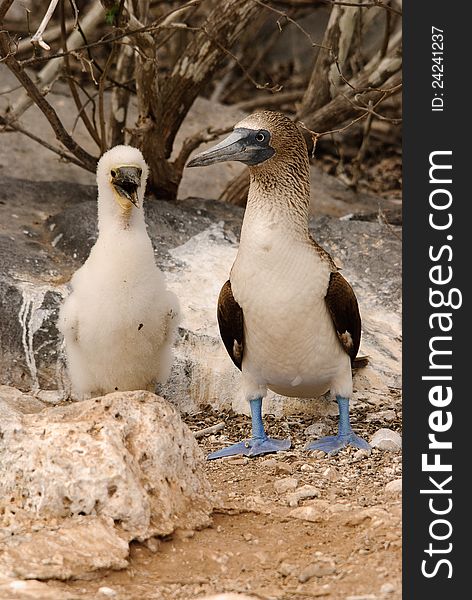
left=300, top=463, right=314, bottom=472
left=370, top=429, right=402, bottom=452
left=346, top=596, right=378, bottom=600
left=278, top=561, right=297, bottom=577
left=9, top=581, right=27, bottom=590
left=305, top=422, right=330, bottom=437
left=98, top=588, right=117, bottom=597
left=144, top=537, right=160, bottom=552
left=289, top=505, right=323, bottom=522
left=385, top=479, right=402, bottom=495
left=298, top=561, right=336, bottom=582
left=274, top=477, right=298, bottom=494
left=227, top=457, right=249, bottom=465
left=367, top=410, right=396, bottom=423
left=353, top=449, right=371, bottom=461
left=287, top=485, right=320, bottom=507
left=322, top=466, right=340, bottom=481
left=380, top=582, right=396, bottom=593
left=275, top=462, right=294, bottom=475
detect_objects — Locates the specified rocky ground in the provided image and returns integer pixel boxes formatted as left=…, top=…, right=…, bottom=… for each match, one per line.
left=1, top=398, right=402, bottom=600
left=0, top=70, right=402, bottom=600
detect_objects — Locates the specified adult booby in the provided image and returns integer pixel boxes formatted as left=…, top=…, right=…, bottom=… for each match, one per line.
left=59, top=145, right=180, bottom=399
left=188, top=111, right=370, bottom=459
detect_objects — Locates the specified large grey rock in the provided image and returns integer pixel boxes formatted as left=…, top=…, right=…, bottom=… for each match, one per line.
left=0, top=388, right=212, bottom=580
left=0, top=173, right=401, bottom=416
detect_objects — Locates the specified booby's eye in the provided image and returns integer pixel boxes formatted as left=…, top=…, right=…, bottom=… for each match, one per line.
left=111, top=169, right=117, bottom=178
left=255, top=131, right=266, bottom=143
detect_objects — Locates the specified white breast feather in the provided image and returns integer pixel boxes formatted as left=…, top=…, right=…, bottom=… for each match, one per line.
left=231, top=226, right=352, bottom=401
left=59, top=232, right=180, bottom=399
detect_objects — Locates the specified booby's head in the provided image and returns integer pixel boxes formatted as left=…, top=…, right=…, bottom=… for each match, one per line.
left=187, top=111, right=309, bottom=172
left=97, top=145, right=149, bottom=214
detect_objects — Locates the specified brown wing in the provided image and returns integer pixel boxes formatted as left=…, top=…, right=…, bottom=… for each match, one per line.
left=217, top=280, right=244, bottom=370
left=325, top=271, right=361, bottom=364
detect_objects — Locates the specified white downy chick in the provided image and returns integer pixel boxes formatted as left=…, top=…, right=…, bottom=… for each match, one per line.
left=59, top=145, right=180, bottom=399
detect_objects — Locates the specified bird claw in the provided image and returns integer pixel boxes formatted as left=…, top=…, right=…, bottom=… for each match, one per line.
left=207, top=436, right=291, bottom=460
left=306, top=432, right=371, bottom=456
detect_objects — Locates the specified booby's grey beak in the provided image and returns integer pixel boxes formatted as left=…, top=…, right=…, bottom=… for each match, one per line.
left=111, top=165, right=142, bottom=208
left=187, top=128, right=275, bottom=167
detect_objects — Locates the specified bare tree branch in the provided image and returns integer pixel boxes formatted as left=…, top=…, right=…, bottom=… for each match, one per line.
left=0, top=33, right=98, bottom=172
left=0, top=114, right=92, bottom=169
left=0, top=0, right=15, bottom=25
left=31, top=0, right=60, bottom=50
left=60, top=0, right=101, bottom=148
left=326, top=1, right=402, bottom=17
left=11, top=2, right=104, bottom=119
left=173, top=126, right=231, bottom=173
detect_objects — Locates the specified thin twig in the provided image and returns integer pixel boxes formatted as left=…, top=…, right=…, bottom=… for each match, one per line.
left=326, top=0, right=402, bottom=16
left=0, top=114, right=91, bottom=169
left=16, top=18, right=75, bottom=54
left=235, top=89, right=303, bottom=111
left=68, top=0, right=79, bottom=28
left=20, top=0, right=201, bottom=67
left=60, top=0, right=101, bottom=148
left=98, top=0, right=125, bottom=152
left=31, top=0, right=60, bottom=50
left=173, top=126, right=231, bottom=172
left=298, top=81, right=400, bottom=154
left=254, top=0, right=332, bottom=50
left=378, top=207, right=402, bottom=240
left=194, top=423, right=225, bottom=439
left=349, top=99, right=374, bottom=188
left=201, top=25, right=283, bottom=93
left=0, top=31, right=98, bottom=171
left=0, top=0, right=15, bottom=25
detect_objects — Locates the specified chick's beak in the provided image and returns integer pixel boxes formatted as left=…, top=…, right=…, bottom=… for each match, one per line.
left=112, top=166, right=142, bottom=208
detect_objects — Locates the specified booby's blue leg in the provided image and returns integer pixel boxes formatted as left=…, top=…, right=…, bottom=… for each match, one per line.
left=207, top=397, right=291, bottom=460
left=306, top=396, right=371, bottom=455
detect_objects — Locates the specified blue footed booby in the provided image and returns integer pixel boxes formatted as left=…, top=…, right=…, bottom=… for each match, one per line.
left=188, top=111, right=370, bottom=459
left=59, top=145, right=180, bottom=400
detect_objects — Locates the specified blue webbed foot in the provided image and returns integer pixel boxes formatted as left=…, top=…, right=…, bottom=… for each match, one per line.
left=206, top=397, right=291, bottom=460
left=306, top=431, right=370, bottom=455
left=305, top=396, right=371, bottom=455
left=207, top=436, right=291, bottom=460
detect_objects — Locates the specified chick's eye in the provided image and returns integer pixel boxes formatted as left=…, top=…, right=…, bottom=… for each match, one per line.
left=255, top=132, right=265, bottom=143
left=111, top=169, right=116, bottom=178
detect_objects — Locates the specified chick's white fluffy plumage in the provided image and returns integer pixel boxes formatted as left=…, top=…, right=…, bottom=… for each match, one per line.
left=59, top=145, right=180, bottom=399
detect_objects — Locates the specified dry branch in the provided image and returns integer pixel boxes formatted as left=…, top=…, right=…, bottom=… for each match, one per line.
left=31, top=0, right=60, bottom=50
left=223, top=29, right=401, bottom=205
left=130, top=0, right=261, bottom=198
left=299, top=2, right=361, bottom=117
left=10, top=2, right=104, bottom=119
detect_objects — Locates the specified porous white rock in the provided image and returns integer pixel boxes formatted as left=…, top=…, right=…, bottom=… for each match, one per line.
left=0, top=517, right=129, bottom=580
left=0, top=388, right=212, bottom=580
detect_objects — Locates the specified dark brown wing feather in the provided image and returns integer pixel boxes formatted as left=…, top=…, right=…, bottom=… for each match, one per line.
left=325, top=271, right=361, bottom=364
left=217, top=280, right=244, bottom=370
